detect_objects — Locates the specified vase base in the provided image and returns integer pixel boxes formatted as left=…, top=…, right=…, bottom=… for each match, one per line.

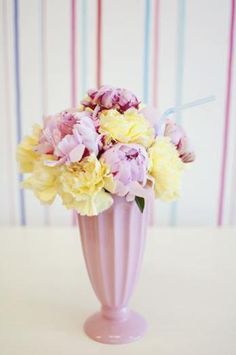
left=84, top=310, right=148, bottom=344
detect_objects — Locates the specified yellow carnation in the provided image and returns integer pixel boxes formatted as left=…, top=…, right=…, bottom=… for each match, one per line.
left=16, top=124, right=41, bottom=173
left=148, top=137, right=184, bottom=201
left=99, top=109, right=155, bottom=147
left=23, top=155, right=61, bottom=204
left=59, top=154, right=115, bottom=216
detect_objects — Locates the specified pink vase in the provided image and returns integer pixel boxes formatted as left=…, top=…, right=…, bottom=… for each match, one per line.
left=77, top=194, right=151, bottom=344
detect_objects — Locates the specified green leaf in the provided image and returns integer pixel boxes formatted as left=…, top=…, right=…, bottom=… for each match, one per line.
left=135, top=196, right=145, bottom=213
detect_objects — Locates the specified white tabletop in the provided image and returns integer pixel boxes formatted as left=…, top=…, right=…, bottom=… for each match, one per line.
left=0, top=227, right=235, bottom=355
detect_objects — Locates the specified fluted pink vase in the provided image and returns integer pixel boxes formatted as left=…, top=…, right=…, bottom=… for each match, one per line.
left=77, top=194, right=150, bottom=344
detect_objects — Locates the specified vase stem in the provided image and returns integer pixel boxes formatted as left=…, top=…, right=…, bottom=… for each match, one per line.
left=101, top=306, right=129, bottom=321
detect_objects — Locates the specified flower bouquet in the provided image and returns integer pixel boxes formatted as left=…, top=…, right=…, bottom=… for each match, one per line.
left=17, top=86, right=195, bottom=344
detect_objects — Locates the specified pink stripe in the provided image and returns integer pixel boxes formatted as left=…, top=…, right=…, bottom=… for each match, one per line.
left=41, top=0, right=48, bottom=116
left=2, top=0, right=16, bottom=224
left=96, top=0, right=102, bottom=88
left=152, top=0, right=159, bottom=107
left=71, top=0, right=77, bottom=106
left=218, top=0, right=235, bottom=225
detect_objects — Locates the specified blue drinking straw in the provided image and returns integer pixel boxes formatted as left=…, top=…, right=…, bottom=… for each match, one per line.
left=160, top=95, right=215, bottom=119
left=156, top=95, right=215, bottom=135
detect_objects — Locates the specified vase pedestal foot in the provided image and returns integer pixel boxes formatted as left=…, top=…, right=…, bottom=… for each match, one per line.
left=84, top=310, right=148, bottom=344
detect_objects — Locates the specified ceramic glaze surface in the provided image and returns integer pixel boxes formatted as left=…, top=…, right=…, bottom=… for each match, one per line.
left=78, top=195, right=150, bottom=344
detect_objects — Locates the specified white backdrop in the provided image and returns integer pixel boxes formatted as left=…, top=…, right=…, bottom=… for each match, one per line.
left=0, top=0, right=236, bottom=226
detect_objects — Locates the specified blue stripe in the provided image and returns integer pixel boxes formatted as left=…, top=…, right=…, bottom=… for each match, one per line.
left=39, top=0, right=45, bottom=113
left=170, top=0, right=186, bottom=226
left=175, top=0, right=186, bottom=123
left=143, top=0, right=151, bottom=103
left=13, top=0, right=26, bottom=225
left=39, top=0, right=50, bottom=226
left=80, top=0, right=87, bottom=94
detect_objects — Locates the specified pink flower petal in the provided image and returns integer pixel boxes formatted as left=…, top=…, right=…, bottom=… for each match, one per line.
left=69, top=144, right=85, bottom=163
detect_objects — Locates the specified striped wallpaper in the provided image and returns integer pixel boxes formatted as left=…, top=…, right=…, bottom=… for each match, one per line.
left=0, top=0, right=235, bottom=226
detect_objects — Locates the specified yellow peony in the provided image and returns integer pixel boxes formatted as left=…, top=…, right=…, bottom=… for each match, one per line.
left=23, top=155, right=61, bottom=204
left=16, top=124, right=41, bottom=173
left=99, top=109, right=155, bottom=147
left=148, top=137, right=184, bottom=201
left=59, top=154, right=115, bottom=216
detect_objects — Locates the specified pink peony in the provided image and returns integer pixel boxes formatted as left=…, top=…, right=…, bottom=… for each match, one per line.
left=101, top=143, right=149, bottom=201
left=81, top=85, right=140, bottom=113
left=36, top=110, right=101, bottom=165
left=164, top=119, right=195, bottom=163
left=36, top=109, right=80, bottom=154
left=58, top=110, right=78, bottom=135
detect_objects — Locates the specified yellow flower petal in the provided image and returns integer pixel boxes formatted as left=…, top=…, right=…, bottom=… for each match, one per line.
left=16, top=124, right=41, bottom=173
left=22, top=155, right=61, bottom=204
left=148, top=137, right=184, bottom=201
left=59, top=154, right=115, bottom=215
left=64, top=190, right=113, bottom=216
left=99, top=108, right=155, bottom=148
